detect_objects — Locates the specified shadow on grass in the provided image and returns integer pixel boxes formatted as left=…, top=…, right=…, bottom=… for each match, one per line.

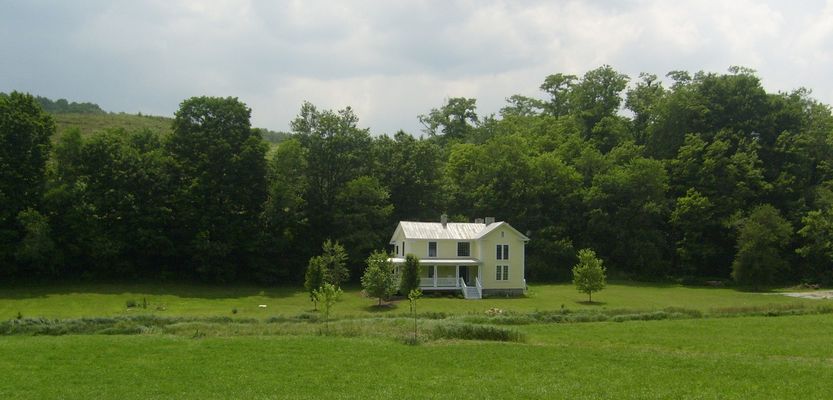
left=364, top=303, right=399, bottom=313
left=607, top=280, right=678, bottom=289
left=576, top=300, right=607, bottom=306
left=0, top=280, right=309, bottom=301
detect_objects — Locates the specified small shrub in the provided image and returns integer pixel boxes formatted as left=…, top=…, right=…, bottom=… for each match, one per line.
left=231, top=308, right=238, bottom=315
left=125, top=299, right=137, bottom=308
left=16, top=311, right=22, bottom=320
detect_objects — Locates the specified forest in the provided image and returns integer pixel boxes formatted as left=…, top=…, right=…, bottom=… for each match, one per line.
left=2, top=66, right=832, bottom=286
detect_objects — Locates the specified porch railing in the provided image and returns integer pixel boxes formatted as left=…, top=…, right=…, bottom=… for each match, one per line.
left=419, top=277, right=459, bottom=288
left=475, top=277, right=483, bottom=298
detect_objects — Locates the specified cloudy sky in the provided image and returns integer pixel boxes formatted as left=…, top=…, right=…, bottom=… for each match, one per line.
left=2, top=0, right=833, bottom=135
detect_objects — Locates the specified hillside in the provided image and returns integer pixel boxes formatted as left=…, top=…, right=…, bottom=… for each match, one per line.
left=52, top=112, right=174, bottom=138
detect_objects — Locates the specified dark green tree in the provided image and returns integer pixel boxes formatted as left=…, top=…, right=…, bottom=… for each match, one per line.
left=261, top=138, right=309, bottom=282
left=0, top=92, right=54, bottom=275
left=539, top=73, right=577, bottom=117
left=167, top=96, right=267, bottom=282
left=670, top=189, right=718, bottom=277
left=372, top=132, right=444, bottom=222
left=418, top=97, right=479, bottom=143
left=321, top=239, right=349, bottom=287
left=334, top=176, right=393, bottom=274
left=732, top=204, right=793, bottom=288
left=14, top=208, right=58, bottom=276
left=291, top=102, right=372, bottom=259
left=400, top=254, right=421, bottom=295
left=571, top=65, right=629, bottom=135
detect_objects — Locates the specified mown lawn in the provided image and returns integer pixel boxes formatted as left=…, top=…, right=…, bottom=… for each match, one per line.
left=1, top=314, right=831, bottom=399
left=0, top=282, right=821, bottom=320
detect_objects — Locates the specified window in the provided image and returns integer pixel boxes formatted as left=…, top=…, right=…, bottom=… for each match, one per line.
left=428, top=266, right=435, bottom=278
left=496, top=265, right=509, bottom=280
left=496, top=244, right=509, bottom=260
left=428, top=242, right=437, bottom=257
left=457, top=242, right=470, bottom=257
left=402, top=241, right=405, bottom=256
left=395, top=245, right=399, bottom=255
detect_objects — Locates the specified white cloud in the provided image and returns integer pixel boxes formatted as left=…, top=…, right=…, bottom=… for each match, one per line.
left=1, top=1, right=832, bottom=134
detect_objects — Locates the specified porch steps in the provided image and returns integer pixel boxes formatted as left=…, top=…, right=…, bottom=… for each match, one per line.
left=463, top=286, right=481, bottom=300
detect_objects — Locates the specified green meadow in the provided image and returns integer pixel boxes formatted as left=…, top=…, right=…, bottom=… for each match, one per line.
left=1, top=282, right=821, bottom=319
left=1, top=283, right=832, bottom=399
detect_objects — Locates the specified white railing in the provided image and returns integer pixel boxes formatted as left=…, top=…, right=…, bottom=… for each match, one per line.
left=438, top=277, right=458, bottom=287
left=419, top=277, right=459, bottom=288
left=475, top=277, right=483, bottom=298
left=460, top=277, right=469, bottom=299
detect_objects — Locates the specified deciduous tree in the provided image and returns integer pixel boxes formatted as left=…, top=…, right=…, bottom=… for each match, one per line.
left=732, top=204, right=792, bottom=288
left=400, top=254, right=421, bottom=295
left=361, top=251, right=396, bottom=306
left=572, top=248, right=606, bottom=302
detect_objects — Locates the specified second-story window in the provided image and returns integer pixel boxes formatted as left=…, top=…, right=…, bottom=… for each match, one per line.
left=457, top=242, right=470, bottom=257
left=496, top=244, right=509, bottom=260
left=428, top=241, right=437, bottom=257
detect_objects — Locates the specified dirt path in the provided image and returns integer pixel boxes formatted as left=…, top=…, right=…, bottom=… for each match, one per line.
left=780, top=290, right=833, bottom=299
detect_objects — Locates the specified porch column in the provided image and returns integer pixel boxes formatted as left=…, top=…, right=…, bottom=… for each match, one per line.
left=433, top=265, right=437, bottom=288
left=455, top=265, right=460, bottom=287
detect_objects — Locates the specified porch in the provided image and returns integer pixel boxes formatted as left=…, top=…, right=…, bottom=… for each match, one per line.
left=389, top=257, right=483, bottom=299
left=419, top=264, right=482, bottom=299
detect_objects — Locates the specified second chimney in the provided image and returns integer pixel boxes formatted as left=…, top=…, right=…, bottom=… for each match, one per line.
left=441, top=213, right=448, bottom=228
left=485, top=217, right=495, bottom=225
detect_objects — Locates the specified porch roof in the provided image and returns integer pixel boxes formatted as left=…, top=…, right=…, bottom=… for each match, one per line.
left=388, top=257, right=481, bottom=265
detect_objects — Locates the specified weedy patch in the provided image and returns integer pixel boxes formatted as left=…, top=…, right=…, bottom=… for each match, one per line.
left=431, top=323, right=525, bottom=342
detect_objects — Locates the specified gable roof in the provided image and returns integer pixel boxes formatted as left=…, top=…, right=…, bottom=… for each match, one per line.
left=391, top=221, right=529, bottom=242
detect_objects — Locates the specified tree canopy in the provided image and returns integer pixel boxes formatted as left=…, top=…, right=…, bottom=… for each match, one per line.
left=2, top=66, right=833, bottom=287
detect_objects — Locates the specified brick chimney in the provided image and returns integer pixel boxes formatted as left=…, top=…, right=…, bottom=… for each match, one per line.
left=485, top=217, right=495, bottom=225
left=441, top=213, right=448, bottom=228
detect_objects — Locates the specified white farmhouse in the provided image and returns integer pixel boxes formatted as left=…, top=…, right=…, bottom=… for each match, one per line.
left=389, top=214, right=529, bottom=299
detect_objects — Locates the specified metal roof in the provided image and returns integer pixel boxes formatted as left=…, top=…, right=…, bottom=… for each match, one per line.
left=399, top=221, right=487, bottom=240
left=392, top=221, right=530, bottom=242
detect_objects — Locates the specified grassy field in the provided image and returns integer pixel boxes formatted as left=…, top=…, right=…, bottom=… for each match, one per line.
left=1, top=282, right=822, bottom=320
left=1, top=283, right=832, bottom=399
left=1, top=315, right=831, bottom=399
left=52, top=112, right=173, bottom=138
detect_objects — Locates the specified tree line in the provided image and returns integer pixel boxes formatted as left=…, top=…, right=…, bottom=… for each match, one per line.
left=2, top=66, right=832, bottom=286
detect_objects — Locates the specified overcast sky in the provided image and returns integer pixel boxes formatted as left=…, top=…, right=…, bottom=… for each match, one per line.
left=3, top=0, right=833, bottom=135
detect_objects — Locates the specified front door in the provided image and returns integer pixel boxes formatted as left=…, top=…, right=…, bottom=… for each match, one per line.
left=458, top=266, right=469, bottom=285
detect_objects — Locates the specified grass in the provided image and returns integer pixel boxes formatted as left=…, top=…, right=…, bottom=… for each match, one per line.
left=1, top=281, right=824, bottom=320
left=1, top=282, right=832, bottom=398
left=0, top=315, right=831, bottom=399
left=52, top=112, right=173, bottom=139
